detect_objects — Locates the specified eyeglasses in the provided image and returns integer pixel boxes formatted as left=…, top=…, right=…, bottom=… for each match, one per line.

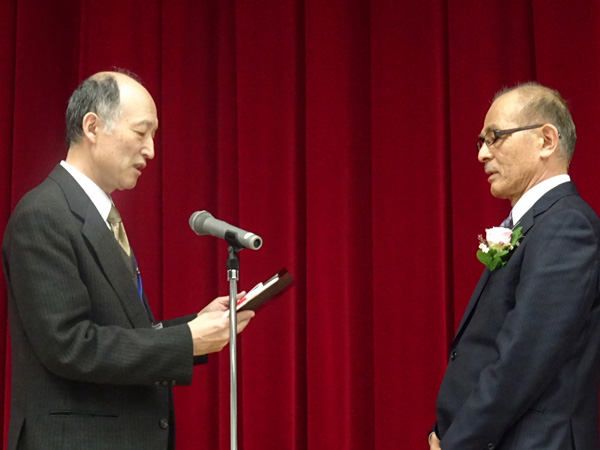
left=477, top=124, right=544, bottom=151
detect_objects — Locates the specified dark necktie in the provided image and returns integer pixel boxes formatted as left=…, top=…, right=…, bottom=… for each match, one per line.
left=500, top=213, right=513, bottom=229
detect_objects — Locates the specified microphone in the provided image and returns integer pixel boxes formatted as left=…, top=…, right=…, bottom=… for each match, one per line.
left=189, top=211, right=263, bottom=250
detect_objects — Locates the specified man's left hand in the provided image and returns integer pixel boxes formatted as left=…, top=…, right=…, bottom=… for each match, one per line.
left=200, top=291, right=247, bottom=314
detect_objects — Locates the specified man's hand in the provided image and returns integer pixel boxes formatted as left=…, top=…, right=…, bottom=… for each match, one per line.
left=429, top=432, right=441, bottom=450
left=200, top=291, right=247, bottom=314
left=187, top=293, right=254, bottom=356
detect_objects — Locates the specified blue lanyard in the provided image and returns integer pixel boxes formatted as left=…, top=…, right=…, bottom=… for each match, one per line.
left=131, top=253, right=162, bottom=329
left=132, top=254, right=143, bottom=300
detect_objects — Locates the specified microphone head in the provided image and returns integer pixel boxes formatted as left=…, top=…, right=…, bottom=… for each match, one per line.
left=189, top=210, right=213, bottom=235
left=248, top=234, right=263, bottom=250
left=189, top=210, right=263, bottom=250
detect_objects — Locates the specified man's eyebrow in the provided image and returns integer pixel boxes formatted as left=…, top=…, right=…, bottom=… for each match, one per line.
left=479, top=124, right=497, bottom=137
left=131, top=119, right=157, bottom=128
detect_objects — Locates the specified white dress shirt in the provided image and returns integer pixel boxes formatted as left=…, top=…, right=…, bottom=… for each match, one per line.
left=60, top=160, right=114, bottom=229
left=511, top=174, right=571, bottom=226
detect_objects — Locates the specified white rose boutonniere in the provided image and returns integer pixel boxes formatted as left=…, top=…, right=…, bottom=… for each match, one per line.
left=477, top=226, right=524, bottom=271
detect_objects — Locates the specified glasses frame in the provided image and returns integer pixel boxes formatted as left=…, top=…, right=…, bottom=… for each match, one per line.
left=477, top=124, right=544, bottom=151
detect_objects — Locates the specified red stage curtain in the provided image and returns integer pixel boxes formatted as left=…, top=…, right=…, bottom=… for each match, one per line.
left=2, top=1, right=600, bottom=449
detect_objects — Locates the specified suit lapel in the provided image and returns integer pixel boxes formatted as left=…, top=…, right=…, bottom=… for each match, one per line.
left=49, top=165, right=152, bottom=329
left=518, top=181, right=578, bottom=232
left=451, top=181, right=579, bottom=346
left=451, top=269, right=490, bottom=348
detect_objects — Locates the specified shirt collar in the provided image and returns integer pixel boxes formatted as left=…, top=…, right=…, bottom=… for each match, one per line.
left=511, top=174, right=571, bottom=226
left=60, top=160, right=113, bottom=227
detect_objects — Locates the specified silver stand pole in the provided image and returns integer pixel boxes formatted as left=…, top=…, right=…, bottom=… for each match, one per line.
left=227, top=246, right=240, bottom=450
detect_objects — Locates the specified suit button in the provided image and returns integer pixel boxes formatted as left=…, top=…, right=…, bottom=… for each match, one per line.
left=159, top=418, right=169, bottom=429
left=450, top=351, right=458, bottom=361
left=487, top=444, right=495, bottom=450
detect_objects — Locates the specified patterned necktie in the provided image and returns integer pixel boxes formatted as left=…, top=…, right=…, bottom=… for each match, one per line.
left=106, top=205, right=156, bottom=325
left=107, top=205, right=131, bottom=257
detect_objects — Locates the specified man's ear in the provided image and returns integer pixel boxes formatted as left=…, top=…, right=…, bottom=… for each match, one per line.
left=539, top=123, right=560, bottom=160
left=82, top=112, right=100, bottom=144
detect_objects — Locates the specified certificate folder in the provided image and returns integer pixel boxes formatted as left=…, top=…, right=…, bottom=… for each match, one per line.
left=237, top=268, right=294, bottom=312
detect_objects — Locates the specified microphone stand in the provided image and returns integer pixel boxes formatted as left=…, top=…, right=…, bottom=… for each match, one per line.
left=226, top=243, right=242, bottom=450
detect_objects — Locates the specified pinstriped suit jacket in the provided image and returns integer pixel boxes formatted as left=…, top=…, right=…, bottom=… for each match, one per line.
left=435, top=182, right=600, bottom=450
left=2, top=165, right=201, bottom=450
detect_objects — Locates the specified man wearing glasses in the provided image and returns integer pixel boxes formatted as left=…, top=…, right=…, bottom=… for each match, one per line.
left=431, top=83, right=600, bottom=450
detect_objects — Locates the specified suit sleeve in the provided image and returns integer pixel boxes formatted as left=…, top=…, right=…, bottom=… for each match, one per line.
left=162, top=315, right=208, bottom=365
left=441, top=207, right=600, bottom=449
left=3, top=194, right=195, bottom=386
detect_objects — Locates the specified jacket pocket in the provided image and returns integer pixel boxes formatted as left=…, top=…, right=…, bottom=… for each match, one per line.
left=49, top=410, right=118, bottom=419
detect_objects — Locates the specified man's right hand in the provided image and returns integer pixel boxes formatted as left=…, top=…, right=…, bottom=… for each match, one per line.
left=187, top=309, right=254, bottom=356
left=429, top=432, right=441, bottom=450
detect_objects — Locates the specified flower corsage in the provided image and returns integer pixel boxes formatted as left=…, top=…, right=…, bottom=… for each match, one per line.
left=476, top=226, right=523, bottom=271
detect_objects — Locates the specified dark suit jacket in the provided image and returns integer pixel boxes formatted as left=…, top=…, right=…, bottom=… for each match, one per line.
left=2, top=165, right=203, bottom=450
left=435, top=182, right=600, bottom=450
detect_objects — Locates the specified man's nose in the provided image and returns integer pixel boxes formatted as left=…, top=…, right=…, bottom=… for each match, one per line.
left=142, top=138, right=155, bottom=160
left=478, top=143, right=492, bottom=163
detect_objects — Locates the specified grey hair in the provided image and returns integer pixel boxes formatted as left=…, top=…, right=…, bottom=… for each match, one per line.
left=494, top=82, right=577, bottom=162
left=65, top=69, right=142, bottom=147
